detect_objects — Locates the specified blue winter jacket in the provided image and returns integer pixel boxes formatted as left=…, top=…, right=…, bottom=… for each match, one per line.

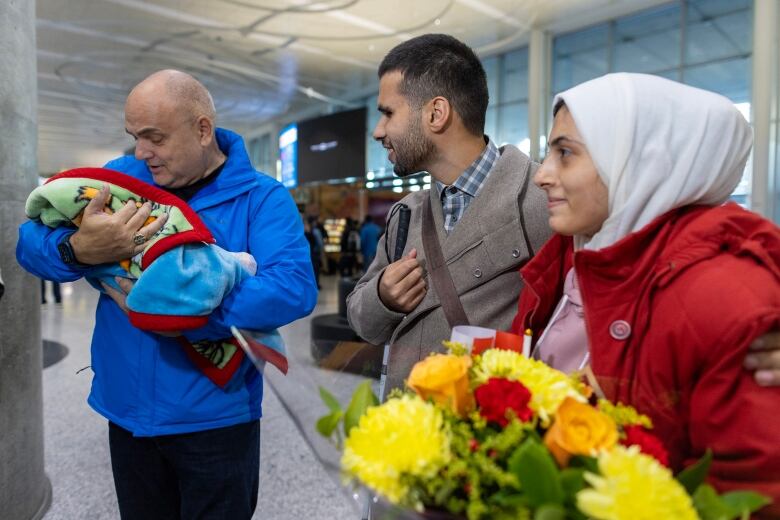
left=17, top=129, right=317, bottom=436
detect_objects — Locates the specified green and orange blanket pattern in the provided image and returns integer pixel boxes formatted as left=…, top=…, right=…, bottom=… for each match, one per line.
left=26, top=167, right=249, bottom=388
left=26, top=168, right=211, bottom=277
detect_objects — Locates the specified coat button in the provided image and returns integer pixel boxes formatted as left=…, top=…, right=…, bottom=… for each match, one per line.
left=473, top=268, right=482, bottom=278
left=609, top=320, right=631, bottom=340
left=512, top=248, right=521, bottom=258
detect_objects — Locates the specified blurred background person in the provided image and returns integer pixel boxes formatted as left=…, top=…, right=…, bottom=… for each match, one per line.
left=40, top=278, right=61, bottom=304
left=339, top=217, right=360, bottom=277
left=359, top=215, right=381, bottom=271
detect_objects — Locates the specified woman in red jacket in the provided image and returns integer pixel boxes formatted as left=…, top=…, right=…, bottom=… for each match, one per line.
left=512, top=73, right=780, bottom=516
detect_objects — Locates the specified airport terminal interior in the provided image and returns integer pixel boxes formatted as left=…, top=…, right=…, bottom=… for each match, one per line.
left=2, top=0, right=780, bottom=519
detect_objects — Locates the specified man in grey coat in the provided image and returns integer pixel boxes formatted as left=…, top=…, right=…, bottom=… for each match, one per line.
left=347, top=34, right=550, bottom=392
left=347, top=33, right=780, bottom=394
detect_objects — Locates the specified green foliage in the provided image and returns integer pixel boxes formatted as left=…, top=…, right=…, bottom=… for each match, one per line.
left=315, top=410, right=343, bottom=438
left=319, top=387, right=342, bottom=413
left=694, top=484, right=771, bottom=520
left=534, top=504, right=567, bottom=520
left=508, top=438, right=564, bottom=508
left=316, top=383, right=378, bottom=450
left=343, top=381, right=379, bottom=436
left=677, top=449, right=712, bottom=495
left=720, top=491, right=772, bottom=518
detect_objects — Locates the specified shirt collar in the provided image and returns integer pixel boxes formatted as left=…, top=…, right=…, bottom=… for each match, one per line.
left=435, top=137, right=499, bottom=198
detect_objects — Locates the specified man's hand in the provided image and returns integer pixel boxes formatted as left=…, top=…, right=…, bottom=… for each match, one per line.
left=101, top=276, right=134, bottom=314
left=101, top=277, right=180, bottom=337
left=745, top=332, right=780, bottom=387
left=70, top=184, right=168, bottom=265
left=378, top=248, right=427, bottom=313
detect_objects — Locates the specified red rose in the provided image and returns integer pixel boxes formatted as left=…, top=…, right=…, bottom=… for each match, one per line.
left=621, top=425, right=670, bottom=467
left=474, top=378, right=533, bottom=427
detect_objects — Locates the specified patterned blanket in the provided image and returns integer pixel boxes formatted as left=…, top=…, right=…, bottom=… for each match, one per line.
left=26, top=167, right=287, bottom=387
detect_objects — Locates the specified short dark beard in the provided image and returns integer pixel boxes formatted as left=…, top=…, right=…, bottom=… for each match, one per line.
left=391, top=112, right=435, bottom=177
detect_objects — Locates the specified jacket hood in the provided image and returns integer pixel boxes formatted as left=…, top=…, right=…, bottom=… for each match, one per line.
left=575, top=203, right=780, bottom=290
left=124, top=128, right=269, bottom=211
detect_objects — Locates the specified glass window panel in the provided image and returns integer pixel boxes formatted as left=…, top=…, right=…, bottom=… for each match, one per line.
left=553, top=24, right=609, bottom=93
left=687, top=0, right=751, bottom=20
left=483, top=56, right=500, bottom=107
left=500, top=48, right=529, bottom=104
left=683, top=56, right=751, bottom=102
left=496, top=102, right=528, bottom=150
left=554, top=24, right=609, bottom=56
left=553, top=48, right=609, bottom=93
left=685, top=7, right=752, bottom=65
left=484, top=106, right=498, bottom=143
left=613, top=4, right=681, bottom=74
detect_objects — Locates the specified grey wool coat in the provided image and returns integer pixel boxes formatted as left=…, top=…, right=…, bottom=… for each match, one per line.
left=346, top=145, right=552, bottom=392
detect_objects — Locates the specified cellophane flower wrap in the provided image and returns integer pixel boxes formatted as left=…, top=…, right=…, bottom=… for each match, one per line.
left=318, top=334, right=771, bottom=520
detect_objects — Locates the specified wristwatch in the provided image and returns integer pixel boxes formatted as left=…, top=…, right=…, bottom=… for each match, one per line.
left=57, top=233, right=82, bottom=266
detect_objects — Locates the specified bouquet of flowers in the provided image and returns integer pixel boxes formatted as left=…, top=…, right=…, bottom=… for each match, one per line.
left=317, top=328, right=770, bottom=520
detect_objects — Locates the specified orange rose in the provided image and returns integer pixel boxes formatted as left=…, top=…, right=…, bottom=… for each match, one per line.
left=544, top=397, right=618, bottom=467
left=407, top=354, right=474, bottom=417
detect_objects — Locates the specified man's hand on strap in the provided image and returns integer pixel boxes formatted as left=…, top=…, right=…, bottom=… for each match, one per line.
left=745, top=332, right=780, bottom=387
left=101, top=277, right=181, bottom=337
left=70, top=184, right=168, bottom=265
left=378, top=248, right=427, bottom=313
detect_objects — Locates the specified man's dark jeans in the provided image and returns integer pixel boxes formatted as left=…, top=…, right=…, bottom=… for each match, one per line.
left=108, top=420, right=260, bottom=520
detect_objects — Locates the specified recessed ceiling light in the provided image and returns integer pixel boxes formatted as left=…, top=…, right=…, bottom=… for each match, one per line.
left=434, top=18, right=441, bottom=26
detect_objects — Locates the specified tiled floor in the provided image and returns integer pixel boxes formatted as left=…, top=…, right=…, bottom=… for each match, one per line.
left=40, top=275, right=367, bottom=519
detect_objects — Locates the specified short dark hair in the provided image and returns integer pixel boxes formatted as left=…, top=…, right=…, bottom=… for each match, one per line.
left=378, top=34, right=488, bottom=136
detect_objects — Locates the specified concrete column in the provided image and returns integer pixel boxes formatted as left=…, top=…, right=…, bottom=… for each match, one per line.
left=0, top=1, right=51, bottom=519
left=528, top=28, right=551, bottom=162
left=750, top=0, right=779, bottom=219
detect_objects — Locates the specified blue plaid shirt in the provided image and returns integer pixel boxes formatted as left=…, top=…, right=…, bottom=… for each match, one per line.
left=435, top=139, right=499, bottom=234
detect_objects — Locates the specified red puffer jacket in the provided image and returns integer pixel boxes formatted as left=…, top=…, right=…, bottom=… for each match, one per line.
left=512, top=203, right=780, bottom=517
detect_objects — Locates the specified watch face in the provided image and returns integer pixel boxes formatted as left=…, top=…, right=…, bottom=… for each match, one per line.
left=58, top=239, right=75, bottom=265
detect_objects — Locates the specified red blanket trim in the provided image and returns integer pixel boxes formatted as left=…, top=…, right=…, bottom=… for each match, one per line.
left=177, top=338, right=246, bottom=388
left=141, top=230, right=215, bottom=269
left=47, top=168, right=215, bottom=264
left=129, top=311, right=209, bottom=331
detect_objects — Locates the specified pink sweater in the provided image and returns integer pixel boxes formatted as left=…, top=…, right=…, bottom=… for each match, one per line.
left=534, top=268, right=589, bottom=373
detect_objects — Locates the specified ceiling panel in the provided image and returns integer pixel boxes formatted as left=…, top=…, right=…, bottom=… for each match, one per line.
left=34, top=0, right=660, bottom=173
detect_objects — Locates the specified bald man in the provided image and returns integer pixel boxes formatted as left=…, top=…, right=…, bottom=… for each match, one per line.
left=17, top=70, right=317, bottom=519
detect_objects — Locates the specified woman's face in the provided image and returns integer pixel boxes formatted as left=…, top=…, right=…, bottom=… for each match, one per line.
left=535, top=105, right=609, bottom=238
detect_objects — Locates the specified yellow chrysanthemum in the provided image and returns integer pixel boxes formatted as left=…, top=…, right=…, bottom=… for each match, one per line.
left=577, top=445, right=697, bottom=520
left=473, top=349, right=586, bottom=425
left=341, top=394, right=451, bottom=505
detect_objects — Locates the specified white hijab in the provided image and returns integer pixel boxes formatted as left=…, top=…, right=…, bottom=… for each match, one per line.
left=553, top=73, right=753, bottom=251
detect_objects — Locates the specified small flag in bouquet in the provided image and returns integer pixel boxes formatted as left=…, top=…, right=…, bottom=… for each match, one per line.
left=230, top=326, right=288, bottom=375
left=449, top=325, right=525, bottom=355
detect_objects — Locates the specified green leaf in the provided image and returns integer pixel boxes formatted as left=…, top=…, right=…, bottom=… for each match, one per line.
left=559, top=468, right=586, bottom=500
left=568, top=455, right=599, bottom=474
left=508, top=438, right=564, bottom=508
left=693, top=484, right=735, bottom=520
left=490, top=490, right=527, bottom=508
left=315, top=410, right=343, bottom=438
left=720, top=491, right=772, bottom=518
left=534, top=504, right=567, bottom=520
left=319, top=386, right=342, bottom=413
left=677, top=449, right=713, bottom=495
left=343, top=381, right=379, bottom=436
